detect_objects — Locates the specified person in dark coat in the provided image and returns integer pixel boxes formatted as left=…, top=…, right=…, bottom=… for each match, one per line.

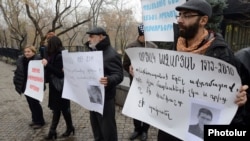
left=123, top=24, right=158, bottom=141
left=85, top=27, right=124, bottom=141
left=234, top=47, right=250, bottom=126
left=42, top=36, right=74, bottom=140
left=39, top=30, right=56, bottom=59
left=39, top=40, right=46, bottom=58
left=157, top=0, right=249, bottom=141
left=13, top=45, right=45, bottom=129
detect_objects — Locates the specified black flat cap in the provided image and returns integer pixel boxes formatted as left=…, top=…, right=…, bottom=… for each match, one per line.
left=86, top=27, right=107, bottom=36
left=176, top=0, right=212, bottom=18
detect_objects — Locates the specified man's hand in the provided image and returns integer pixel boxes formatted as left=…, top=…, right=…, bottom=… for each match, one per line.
left=235, top=85, right=248, bottom=106
left=129, top=65, right=134, bottom=77
left=100, top=77, right=108, bottom=86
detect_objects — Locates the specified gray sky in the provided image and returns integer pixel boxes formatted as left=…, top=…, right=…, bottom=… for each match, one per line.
left=131, top=0, right=142, bottom=22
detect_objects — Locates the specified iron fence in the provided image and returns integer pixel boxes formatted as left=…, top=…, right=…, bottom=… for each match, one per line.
left=0, top=48, right=22, bottom=60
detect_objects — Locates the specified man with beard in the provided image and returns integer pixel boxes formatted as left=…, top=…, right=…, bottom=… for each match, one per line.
left=85, top=27, right=124, bottom=141
left=157, top=0, right=249, bottom=140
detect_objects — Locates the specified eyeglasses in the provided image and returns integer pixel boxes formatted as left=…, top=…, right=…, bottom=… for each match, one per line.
left=176, top=14, right=201, bottom=20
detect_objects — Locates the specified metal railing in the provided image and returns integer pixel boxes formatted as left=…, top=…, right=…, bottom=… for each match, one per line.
left=0, top=46, right=87, bottom=61
left=0, top=48, right=22, bottom=60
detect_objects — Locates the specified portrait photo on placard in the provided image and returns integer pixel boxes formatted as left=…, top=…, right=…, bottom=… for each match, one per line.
left=87, top=83, right=102, bottom=105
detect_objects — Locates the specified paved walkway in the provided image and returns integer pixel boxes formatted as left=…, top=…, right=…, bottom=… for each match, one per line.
left=0, top=61, right=158, bottom=141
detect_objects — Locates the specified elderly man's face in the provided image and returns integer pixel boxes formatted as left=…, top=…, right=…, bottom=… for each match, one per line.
left=88, top=34, right=103, bottom=48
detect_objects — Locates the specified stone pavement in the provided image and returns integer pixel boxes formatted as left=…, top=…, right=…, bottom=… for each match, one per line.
left=0, top=61, right=158, bottom=141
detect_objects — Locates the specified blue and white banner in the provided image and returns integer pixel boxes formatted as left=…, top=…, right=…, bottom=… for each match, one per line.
left=141, top=0, right=185, bottom=41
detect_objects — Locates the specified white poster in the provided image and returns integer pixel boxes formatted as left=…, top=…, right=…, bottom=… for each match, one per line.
left=24, top=60, right=44, bottom=102
left=141, top=0, right=185, bottom=41
left=62, top=50, right=105, bottom=115
left=122, top=48, right=241, bottom=141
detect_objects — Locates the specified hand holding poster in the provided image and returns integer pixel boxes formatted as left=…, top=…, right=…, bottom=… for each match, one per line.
left=24, top=60, right=44, bottom=102
left=122, top=48, right=241, bottom=141
left=62, top=50, right=105, bottom=115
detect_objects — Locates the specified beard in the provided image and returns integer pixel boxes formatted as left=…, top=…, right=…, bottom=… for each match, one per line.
left=178, top=19, right=200, bottom=40
left=89, top=43, right=97, bottom=48
left=89, top=42, right=98, bottom=49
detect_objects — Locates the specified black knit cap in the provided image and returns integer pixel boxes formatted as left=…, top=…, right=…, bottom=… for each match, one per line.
left=138, top=24, right=144, bottom=36
left=86, top=27, right=107, bottom=36
left=176, top=0, right=212, bottom=18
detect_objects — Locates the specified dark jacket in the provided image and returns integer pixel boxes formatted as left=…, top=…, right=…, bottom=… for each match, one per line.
left=188, top=124, right=203, bottom=139
left=203, top=33, right=247, bottom=126
left=13, top=54, right=42, bottom=95
left=123, top=39, right=158, bottom=85
left=158, top=31, right=249, bottom=141
left=174, top=32, right=247, bottom=125
left=86, top=35, right=124, bottom=100
left=234, top=47, right=250, bottom=126
left=45, top=49, right=69, bottom=110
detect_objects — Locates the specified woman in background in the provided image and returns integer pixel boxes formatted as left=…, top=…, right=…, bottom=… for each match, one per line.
left=13, top=45, right=45, bottom=129
left=42, top=36, right=74, bottom=140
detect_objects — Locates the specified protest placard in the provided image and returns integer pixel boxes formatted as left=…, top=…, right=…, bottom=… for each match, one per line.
left=24, top=60, right=44, bottom=102
left=122, top=48, right=241, bottom=141
left=62, top=50, right=105, bottom=115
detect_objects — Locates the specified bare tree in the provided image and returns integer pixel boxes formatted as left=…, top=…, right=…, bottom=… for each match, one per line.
left=100, top=0, right=138, bottom=53
left=0, top=29, right=8, bottom=47
left=88, top=0, right=105, bottom=28
left=0, top=0, right=27, bottom=49
left=0, top=0, right=141, bottom=50
left=23, top=0, right=91, bottom=46
left=63, top=28, right=79, bottom=47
